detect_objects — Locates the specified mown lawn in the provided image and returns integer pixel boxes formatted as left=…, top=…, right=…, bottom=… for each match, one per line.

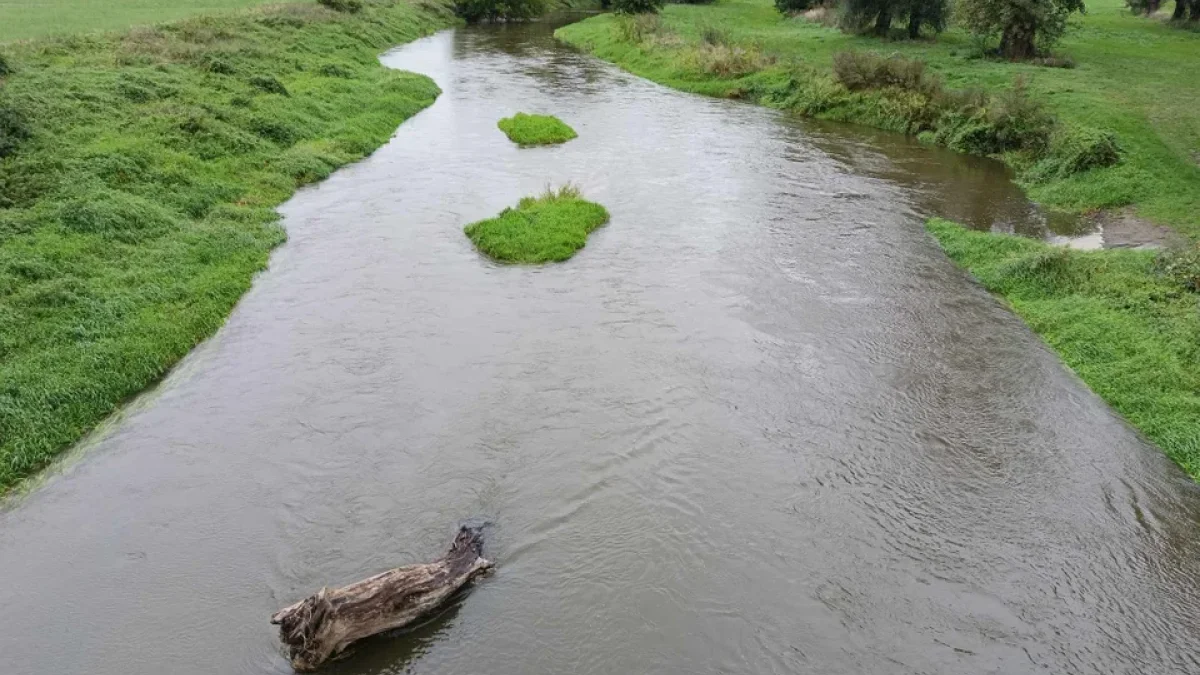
left=0, top=0, right=309, bottom=43
left=557, top=0, right=1200, bottom=236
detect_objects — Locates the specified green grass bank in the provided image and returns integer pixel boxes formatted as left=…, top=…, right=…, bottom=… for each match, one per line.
left=498, top=112, right=578, bottom=145
left=928, top=220, right=1200, bottom=479
left=0, top=0, right=309, bottom=43
left=465, top=185, right=610, bottom=263
left=555, top=0, right=1200, bottom=238
left=0, top=0, right=458, bottom=493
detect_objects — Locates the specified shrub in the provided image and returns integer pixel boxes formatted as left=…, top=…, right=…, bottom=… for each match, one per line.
left=1028, top=125, right=1122, bottom=179
left=616, top=13, right=666, bottom=41
left=1156, top=244, right=1200, bottom=292
left=774, top=0, right=813, bottom=13
left=978, top=76, right=1054, bottom=152
left=832, top=51, right=940, bottom=95
left=249, top=74, right=289, bottom=96
left=681, top=43, right=775, bottom=77
left=452, top=0, right=549, bottom=22
left=699, top=24, right=728, bottom=45
left=612, top=0, right=665, bottom=14
left=317, top=0, right=364, bottom=13
left=0, top=53, right=11, bottom=77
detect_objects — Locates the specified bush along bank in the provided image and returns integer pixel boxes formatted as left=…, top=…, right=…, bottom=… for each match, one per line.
left=554, top=0, right=1200, bottom=237
left=927, top=220, right=1200, bottom=480
left=0, top=0, right=459, bottom=493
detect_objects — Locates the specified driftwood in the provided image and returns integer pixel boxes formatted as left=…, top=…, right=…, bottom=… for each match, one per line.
left=271, top=526, right=494, bottom=671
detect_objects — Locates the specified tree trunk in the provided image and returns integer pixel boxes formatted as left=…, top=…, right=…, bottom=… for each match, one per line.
left=1172, top=0, right=1187, bottom=19
left=999, top=18, right=1036, bottom=60
left=907, top=6, right=922, bottom=39
left=873, top=5, right=892, bottom=36
left=1144, top=0, right=1161, bottom=13
left=1188, top=0, right=1199, bottom=21
left=271, top=526, right=494, bottom=671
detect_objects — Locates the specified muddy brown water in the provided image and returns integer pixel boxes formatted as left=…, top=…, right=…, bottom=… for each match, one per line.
left=3, top=20, right=1200, bottom=675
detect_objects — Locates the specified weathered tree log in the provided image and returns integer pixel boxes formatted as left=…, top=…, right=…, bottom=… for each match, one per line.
left=271, top=526, right=494, bottom=671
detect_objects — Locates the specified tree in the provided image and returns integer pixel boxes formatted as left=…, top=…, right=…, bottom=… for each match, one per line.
left=839, top=0, right=949, bottom=38
left=905, top=0, right=949, bottom=38
left=841, top=0, right=896, bottom=36
left=1171, top=0, right=1199, bottom=20
left=958, top=0, right=1086, bottom=60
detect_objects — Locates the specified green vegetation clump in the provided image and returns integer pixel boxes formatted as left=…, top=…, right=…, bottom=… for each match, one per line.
left=464, top=185, right=609, bottom=263
left=927, top=219, right=1200, bottom=479
left=0, top=0, right=455, bottom=493
left=613, top=0, right=666, bottom=14
left=497, top=113, right=578, bottom=145
left=555, top=0, right=1200, bottom=237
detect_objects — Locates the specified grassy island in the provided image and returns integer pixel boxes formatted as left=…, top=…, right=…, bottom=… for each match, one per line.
left=497, top=113, right=578, bottom=146
left=465, top=185, right=609, bottom=263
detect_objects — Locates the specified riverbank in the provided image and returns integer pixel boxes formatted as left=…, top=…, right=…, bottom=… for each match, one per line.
left=557, top=1, right=1200, bottom=480
left=555, top=0, right=1200, bottom=238
left=928, top=220, right=1200, bottom=479
left=0, top=0, right=458, bottom=493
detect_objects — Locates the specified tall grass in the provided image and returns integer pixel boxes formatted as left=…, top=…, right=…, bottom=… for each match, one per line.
left=0, top=0, right=457, bottom=492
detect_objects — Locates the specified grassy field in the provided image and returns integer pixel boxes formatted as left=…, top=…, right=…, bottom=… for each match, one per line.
left=928, top=220, right=1200, bottom=479
left=0, top=0, right=309, bottom=43
left=556, top=0, right=1200, bottom=237
left=0, top=0, right=457, bottom=493
left=465, top=185, right=609, bottom=262
left=498, top=112, right=578, bottom=145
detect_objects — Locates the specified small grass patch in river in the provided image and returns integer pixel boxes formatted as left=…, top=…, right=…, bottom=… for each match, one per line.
left=927, top=219, right=1200, bottom=479
left=497, top=113, right=577, bottom=146
left=464, top=184, right=609, bottom=263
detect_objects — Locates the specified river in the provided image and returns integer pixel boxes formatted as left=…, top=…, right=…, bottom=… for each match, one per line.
left=2, top=19, right=1199, bottom=675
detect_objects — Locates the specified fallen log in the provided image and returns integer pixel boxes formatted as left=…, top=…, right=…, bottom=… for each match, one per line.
left=271, top=525, right=494, bottom=671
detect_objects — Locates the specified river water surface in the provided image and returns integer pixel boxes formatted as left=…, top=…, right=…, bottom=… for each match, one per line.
left=3, top=21, right=1200, bottom=675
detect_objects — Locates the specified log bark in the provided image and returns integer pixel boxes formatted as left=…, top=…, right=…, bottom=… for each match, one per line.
left=271, top=526, right=494, bottom=671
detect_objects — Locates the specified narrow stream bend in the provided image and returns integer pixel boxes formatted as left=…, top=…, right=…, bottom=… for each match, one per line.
left=2, top=21, right=1199, bottom=675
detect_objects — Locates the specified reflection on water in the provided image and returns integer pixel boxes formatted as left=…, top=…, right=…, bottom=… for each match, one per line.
left=1, top=18, right=1199, bottom=675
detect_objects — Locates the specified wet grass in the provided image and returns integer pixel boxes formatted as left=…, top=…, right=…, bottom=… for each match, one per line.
left=0, top=0, right=457, bottom=493
left=927, top=219, right=1200, bottom=480
left=497, top=112, right=578, bottom=146
left=464, top=185, right=609, bottom=263
left=0, top=0, right=307, bottom=43
left=555, top=0, right=1200, bottom=239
